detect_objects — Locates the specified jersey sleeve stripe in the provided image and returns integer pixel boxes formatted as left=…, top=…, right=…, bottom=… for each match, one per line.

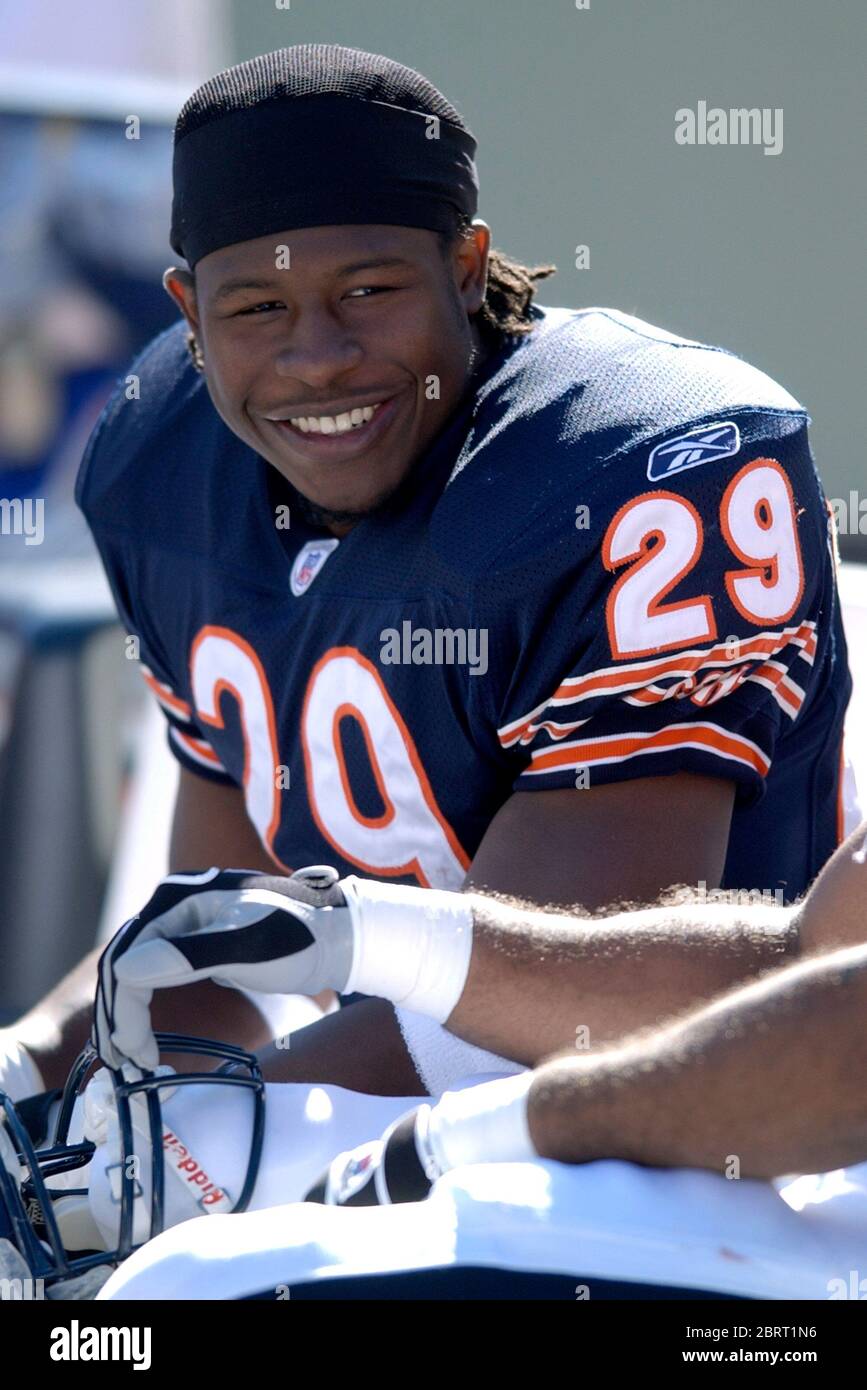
left=798, top=629, right=818, bottom=665
left=745, top=662, right=806, bottom=720
left=623, top=684, right=675, bottom=707
left=521, top=721, right=771, bottom=778
left=141, top=666, right=193, bottom=721
left=505, top=716, right=593, bottom=743
left=497, top=620, right=817, bottom=747
left=169, top=726, right=227, bottom=772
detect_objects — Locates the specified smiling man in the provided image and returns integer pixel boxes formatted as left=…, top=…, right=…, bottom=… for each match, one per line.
left=188, top=221, right=486, bottom=527
left=2, top=43, right=854, bottom=1100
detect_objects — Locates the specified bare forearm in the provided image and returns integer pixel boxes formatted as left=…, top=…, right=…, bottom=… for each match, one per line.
left=526, top=942, right=867, bottom=1178
left=259, top=999, right=425, bottom=1096
left=446, top=893, right=797, bottom=1064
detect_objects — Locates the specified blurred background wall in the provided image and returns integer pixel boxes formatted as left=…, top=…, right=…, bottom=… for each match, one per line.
left=0, top=0, right=231, bottom=1014
left=0, top=0, right=863, bottom=1016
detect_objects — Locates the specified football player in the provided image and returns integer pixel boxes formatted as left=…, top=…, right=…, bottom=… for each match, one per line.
left=0, top=44, right=855, bottom=1105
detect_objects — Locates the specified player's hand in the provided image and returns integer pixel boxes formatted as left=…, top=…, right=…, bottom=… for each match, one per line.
left=93, top=865, right=354, bottom=1071
left=304, top=1073, right=536, bottom=1205
left=304, top=1107, right=438, bottom=1207
left=95, top=867, right=476, bottom=1072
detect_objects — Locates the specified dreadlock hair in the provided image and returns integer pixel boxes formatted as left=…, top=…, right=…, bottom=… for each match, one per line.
left=441, top=214, right=557, bottom=351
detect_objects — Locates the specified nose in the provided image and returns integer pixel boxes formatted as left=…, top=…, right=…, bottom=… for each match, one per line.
left=273, top=307, right=363, bottom=389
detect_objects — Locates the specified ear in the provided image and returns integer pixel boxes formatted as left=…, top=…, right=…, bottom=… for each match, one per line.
left=162, top=266, right=198, bottom=329
left=453, top=219, right=491, bottom=315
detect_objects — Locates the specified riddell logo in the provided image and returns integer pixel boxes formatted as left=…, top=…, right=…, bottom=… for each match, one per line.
left=163, top=1129, right=231, bottom=1210
left=647, top=422, right=740, bottom=480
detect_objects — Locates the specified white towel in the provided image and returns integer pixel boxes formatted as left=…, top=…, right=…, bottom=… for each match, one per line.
left=395, top=1007, right=526, bottom=1097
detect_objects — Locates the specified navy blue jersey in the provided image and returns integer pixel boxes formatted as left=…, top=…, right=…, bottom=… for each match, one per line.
left=76, top=306, right=852, bottom=901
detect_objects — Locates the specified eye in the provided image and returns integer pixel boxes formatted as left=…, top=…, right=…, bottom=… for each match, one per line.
left=344, top=285, right=395, bottom=300
left=236, top=301, right=283, bottom=316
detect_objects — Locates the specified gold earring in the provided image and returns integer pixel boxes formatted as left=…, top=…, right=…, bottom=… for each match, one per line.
left=186, top=331, right=205, bottom=373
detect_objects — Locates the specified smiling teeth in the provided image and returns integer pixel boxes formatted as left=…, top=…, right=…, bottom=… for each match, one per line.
left=287, top=403, right=381, bottom=434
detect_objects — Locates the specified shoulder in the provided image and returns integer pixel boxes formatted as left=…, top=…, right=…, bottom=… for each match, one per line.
left=530, top=304, right=804, bottom=410
left=74, top=320, right=246, bottom=543
left=474, top=304, right=805, bottom=437
left=429, top=306, right=809, bottom=575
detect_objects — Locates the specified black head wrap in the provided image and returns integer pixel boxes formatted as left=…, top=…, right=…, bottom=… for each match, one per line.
left=170, top=44, right=479, bottom=268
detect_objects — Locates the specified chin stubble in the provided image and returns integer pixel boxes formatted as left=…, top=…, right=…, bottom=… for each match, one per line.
left=293, top=488, right=397, bottom=531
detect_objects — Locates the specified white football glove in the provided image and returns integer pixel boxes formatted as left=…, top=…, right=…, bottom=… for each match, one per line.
left=305, top=1073, right=536, bottom=1207
left=0, top=1029, right=45, bottom=1102
left=93, top=865, right=354, bottom=1070
left=95, top=866, right=475, bottom=1073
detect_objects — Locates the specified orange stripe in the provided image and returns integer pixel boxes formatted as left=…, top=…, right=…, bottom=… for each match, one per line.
left=141, top=670, right=192, bottom=719
left=746, top=662, right=804, bottom=719
left=526, top=723, right=770, bottom=778
left=172, top=728, right=223, bottom=766
left=551, top=623, right=815, bottom=699
left=624, top=683, right=680, bottom=707
left=499, top=622, right=816, bottom=746
left=513, top=716, right=592, bottom=742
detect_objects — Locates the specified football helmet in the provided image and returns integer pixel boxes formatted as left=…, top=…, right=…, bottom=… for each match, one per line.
left=0, top=1032, right=264, bottom=1297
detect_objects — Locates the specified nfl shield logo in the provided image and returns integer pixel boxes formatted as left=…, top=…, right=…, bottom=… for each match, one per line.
left=290, top=539, right=340, bottom=597
left=335, top=1141, right=380, bottom=1203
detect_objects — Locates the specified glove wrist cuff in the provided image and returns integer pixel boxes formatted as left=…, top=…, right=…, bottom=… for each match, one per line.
left=424, top=1072, right=536, bottom=1174
left=340, top=878, right=473, bottom=1022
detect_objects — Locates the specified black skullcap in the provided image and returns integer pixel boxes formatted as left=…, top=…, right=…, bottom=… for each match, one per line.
left=170, top=44, right=479, bottom=268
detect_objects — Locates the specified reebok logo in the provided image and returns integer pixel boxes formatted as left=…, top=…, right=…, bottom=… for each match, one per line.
left=647, top=422, right=740, bottom=480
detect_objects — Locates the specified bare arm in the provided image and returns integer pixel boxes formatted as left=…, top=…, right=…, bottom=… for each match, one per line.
left=167, top=767, right=283, bottom=873
left=465, top=773, right=734, bottom=908
left=526, top=821, right=867, bottom=1177
left=446, top=771, right=776, bottom=1062
left=255, top=896, right=795, bottom=1098
left=527, top=941, right=867, bottom=1179
left=446, top=818, right=867, bottom=1064
left=258, top=998, right=425, bottom=1095
left=16, top=770, right=833, bottom=1100
left=446, top=890, right=796, bottom=1064
left=278, top=808, right=860, bottom=1086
